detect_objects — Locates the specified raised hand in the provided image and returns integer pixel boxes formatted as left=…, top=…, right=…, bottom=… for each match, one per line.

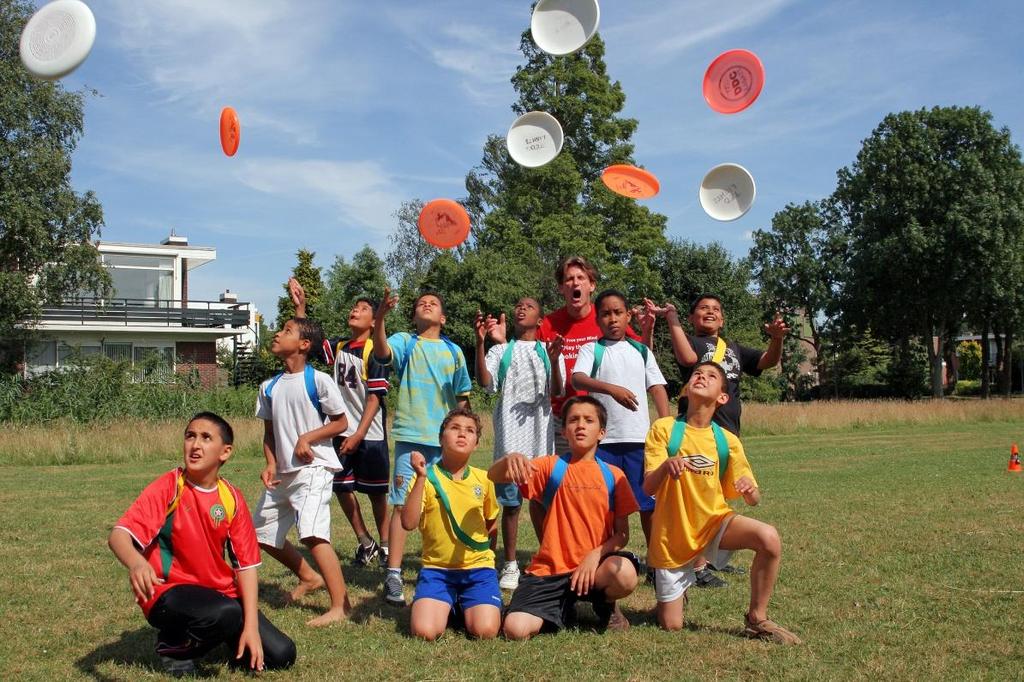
left=288, top=277, right=306, bottom=315
left=377, top=286, right=399, bottom=322
left=485, top=313, right=508, bottom=344
left=763, top=313, right=790, bottom=340
left=410, top=451, right=427, bottom=476
left=474, top=310, right=488, bottom=344
left=547, top=334, right=564, bottom=361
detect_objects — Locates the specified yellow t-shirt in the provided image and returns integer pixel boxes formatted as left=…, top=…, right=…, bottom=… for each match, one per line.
left=644, top=417, right=757, bottom=568
left=410, top=465, right=498, bottom=570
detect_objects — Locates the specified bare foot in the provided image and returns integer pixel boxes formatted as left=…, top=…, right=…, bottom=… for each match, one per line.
left=307, top=605, right=349, bottom=627
left=287, top=574, right=324, bottom=603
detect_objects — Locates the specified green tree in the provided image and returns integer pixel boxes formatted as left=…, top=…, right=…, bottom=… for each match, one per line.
left=276, top=249, right=323, bottom=328
left=832, top=106, right=1024, bottom=398
left=748, top=201, right=841, bottom=385
left=957, top=340, right=982, bottom=381
left=0, top=0, right=109, bottom=371
left=318, top=246, right=389, bottom=335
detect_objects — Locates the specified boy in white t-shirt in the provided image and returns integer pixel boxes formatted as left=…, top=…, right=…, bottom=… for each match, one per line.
left=253, top=317, right=353, bottom=627
left=474, top=297, right=565, bottom=590
left=572, top=290, right=670, bottom=550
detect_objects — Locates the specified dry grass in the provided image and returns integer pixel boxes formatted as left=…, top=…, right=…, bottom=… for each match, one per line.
left=3, top=398, right=1024, bottom=466
left=742, top=397, right=1024, bottom=435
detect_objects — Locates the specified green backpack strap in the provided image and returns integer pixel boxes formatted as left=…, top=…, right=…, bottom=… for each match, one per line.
left=590, top=338, right=647, bottom=378
left=496, top=340, right=551, bottom=390
left=424, top=465, right=490, bottom=551
left=666, top=419, right=730, bottom=481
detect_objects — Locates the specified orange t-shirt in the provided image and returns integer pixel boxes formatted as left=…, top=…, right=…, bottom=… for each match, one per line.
left=521, top=454, right=639, bottom=577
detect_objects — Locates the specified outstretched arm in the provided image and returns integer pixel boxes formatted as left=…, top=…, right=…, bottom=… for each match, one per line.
left=372, top=287, right=399, bottom=362
left=572, top=372, right=639, bottom=411
left=234, top=568, right=264, bottom=671
left=400, top=452, right=428, bottom=530
left=757, top=313, right=789, bottom=370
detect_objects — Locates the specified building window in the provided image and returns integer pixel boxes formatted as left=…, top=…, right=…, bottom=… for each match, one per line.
left=103, top=342, right=133, bottom=363
left=57, top=344, right=101, bottom=365
left=27, top=340, right=57, bottom=366
left=102, top=254, right=174, bottom=305
left=134, top=346, right=174, bottom=382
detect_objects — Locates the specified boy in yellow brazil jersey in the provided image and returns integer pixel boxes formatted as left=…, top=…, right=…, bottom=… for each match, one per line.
left=643, top=361, right=801, bottom=644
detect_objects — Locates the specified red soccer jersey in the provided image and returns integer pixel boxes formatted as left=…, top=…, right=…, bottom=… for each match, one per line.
left=538, top=306, right=641, bottom=418
left=115, top=469, right=261, bottom=616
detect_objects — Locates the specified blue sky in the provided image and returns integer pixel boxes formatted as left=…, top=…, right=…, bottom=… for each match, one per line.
left=45, top=0, right=1024, bottom=322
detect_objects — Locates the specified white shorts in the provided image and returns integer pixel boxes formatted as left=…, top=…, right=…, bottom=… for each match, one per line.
left=654, top=514, right=735, bottom=603
left=252, top=466, right=336, bottom=548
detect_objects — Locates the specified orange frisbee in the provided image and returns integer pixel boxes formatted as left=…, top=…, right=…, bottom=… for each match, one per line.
left=220, top=107, right=240, bottom=157
left=601, top=164, right=660, bottom=199
left=418, top=199, right=471, bottom=249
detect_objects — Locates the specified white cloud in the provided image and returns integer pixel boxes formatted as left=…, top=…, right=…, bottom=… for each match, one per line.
left=234, top=158, right=405, bottom=234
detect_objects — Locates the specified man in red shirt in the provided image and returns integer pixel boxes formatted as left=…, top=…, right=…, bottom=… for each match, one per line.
left=108, top=412, right=296, bottom=676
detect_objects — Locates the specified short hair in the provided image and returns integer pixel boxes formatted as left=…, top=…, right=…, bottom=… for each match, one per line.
left=594, top=289, right=628, bottom=312
left=438, top=406, right=483, bottom=442
left=187, top=411, right=234, bottom=445
left=411, top=291, right=446, bottom=320
left=561, top=395, right=608, bottom=429
left=290, top=316, right=324, bottom=355
left=554, top=256, right=598, bottom=286
left=689, top=293, right=724, bottom=315
left=354, top=296, right=380, bottom=315
left=693, top=360, right=727, bottom=386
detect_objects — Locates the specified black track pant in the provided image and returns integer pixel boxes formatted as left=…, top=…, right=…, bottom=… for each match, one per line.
left=146, top=585, right=296, bottom=670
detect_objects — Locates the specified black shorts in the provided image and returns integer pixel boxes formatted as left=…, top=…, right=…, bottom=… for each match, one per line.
left=505, top=552, right=641, bottom=632
left=332, top=438, right=389, bottom=495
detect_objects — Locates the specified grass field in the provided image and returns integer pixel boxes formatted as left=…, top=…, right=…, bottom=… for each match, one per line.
left=1, top=401, right=1023, bottom=680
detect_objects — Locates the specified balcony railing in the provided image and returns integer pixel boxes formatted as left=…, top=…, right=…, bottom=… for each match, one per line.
left=38, top=297, right=251, bottom=329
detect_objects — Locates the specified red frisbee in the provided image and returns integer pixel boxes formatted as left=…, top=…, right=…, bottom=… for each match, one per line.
left=220, top=107, right=240, bottom=156
left=703, top=49, right=765, bottom=114
left=601, top=164, right=660, bottom=199
left=418, top=199, right=471, bottom=249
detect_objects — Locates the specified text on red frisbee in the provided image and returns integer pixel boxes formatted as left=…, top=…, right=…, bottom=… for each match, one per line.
left=702, top=49, right=765, bottom=114
left=601, top=164, right=660, bottom=199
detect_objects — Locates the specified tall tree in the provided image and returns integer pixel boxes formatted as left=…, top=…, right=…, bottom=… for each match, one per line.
left=276, top=249, right=323, bottom=328
left=0, top=0, right=109, bottom=371
left=832, top=106, right=1024, bottom=398
left=748, top=201, right=841, bottom=385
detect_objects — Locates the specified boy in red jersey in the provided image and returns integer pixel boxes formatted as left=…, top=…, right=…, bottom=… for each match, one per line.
left=108, top=412, right=296, bottom=676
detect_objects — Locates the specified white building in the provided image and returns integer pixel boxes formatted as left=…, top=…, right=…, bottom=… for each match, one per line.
left=25, top=234, right=257, bottom=386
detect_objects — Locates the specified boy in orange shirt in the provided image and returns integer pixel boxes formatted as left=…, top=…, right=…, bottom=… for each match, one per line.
left=643, top=361, right=800, bottom=644
left=490, top=396, right=640, bottom=639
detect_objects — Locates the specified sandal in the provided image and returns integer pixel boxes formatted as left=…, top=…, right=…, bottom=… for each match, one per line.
left=743, top=613, right=802, bottom=645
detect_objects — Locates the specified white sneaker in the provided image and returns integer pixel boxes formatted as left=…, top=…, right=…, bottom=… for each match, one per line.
left=499, top=563, right=521, bottom=590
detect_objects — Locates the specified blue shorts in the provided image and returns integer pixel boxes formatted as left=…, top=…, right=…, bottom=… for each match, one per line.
left=597, top=442, right=654, bottom=512
left=389, top=442, right=442, bottom=506
left=495, top=481, right=522, bottom=507
left=413, top=568, right=502, bottom=611
left=332, top=438, right=389, bottom=495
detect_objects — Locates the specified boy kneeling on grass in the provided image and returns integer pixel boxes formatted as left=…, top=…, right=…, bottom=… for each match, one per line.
left=401, top=408, right=502, bottom=640
left=108, top=412, right=296, bottom=676
left=643, top=361, right=801, bottom=644
left=491, top=396, right=640, bottom=640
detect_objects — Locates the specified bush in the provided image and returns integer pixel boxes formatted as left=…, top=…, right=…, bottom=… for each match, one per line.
left=954, top=379, right=981, bottom=396
left=0, top=355, right=257, bottom=424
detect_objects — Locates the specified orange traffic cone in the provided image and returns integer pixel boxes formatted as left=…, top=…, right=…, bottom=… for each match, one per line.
left=1008, top=444, right=1022, bottom=472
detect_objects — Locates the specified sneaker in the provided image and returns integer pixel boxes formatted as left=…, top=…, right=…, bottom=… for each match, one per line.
left=499, top=563, right=521, bottom=590
left=605, top=605, right=630, bottom=632
left=354, top=539, right=381, bottom=567
left=378, top=545, right=390, bottom=568
left=383, top=572, right=406, bottom=606
left=708, top=562, right=746, bottom=575
left=694, top=567, right=727, bottom=588
left=159, top=655, right=196, bottom=678
left=743, top=613, right=802, bottom=645
left=645, top=566, right=656, bottom=585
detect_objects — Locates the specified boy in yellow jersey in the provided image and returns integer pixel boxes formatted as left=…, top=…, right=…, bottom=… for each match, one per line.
left=401, top=408, right=501, bottom=640
left=643, top=361, right=801, bottom=644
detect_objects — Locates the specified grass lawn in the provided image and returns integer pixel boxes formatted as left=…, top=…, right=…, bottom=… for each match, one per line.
left=1, top=416, right=1023, bottom=680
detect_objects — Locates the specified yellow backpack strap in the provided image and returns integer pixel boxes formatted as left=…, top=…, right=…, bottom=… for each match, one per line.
left=166, top=471, right=186, bottom=516
left=361, top=339, right=374, bottom=382
left=712, top=336, right=727, bottom=364
left=216, top=480, right=237, bottom=523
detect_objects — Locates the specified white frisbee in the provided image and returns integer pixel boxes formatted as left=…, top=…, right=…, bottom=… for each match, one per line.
left=699, top=163, right=756, bottom=221
left=506, top=111, right=564, bottom=168
left=19, top=0, right=96, bottom=81
left=530, top=0, right=600, bottom=56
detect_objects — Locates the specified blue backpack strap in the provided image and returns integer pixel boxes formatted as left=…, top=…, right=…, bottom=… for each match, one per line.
left=541, top=454, right=570, bottom=509
left=711, top=422, right=730, bottom=481
left=440, top=334, right=461, bottom=368
left=666, top=417, right=686, bottom=457
left=396, top=333, right=419, bottom=382
left=303, top=363, right=322, bottom=416
left=596, top=458, right=615, bottom=511
left=496, top=340, right=516, bottom=390
left=589, top=341, right=606, bottom=378
left=625, top=337, right=649, bottom=364
left=264, top=371, right=284, bottom=399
